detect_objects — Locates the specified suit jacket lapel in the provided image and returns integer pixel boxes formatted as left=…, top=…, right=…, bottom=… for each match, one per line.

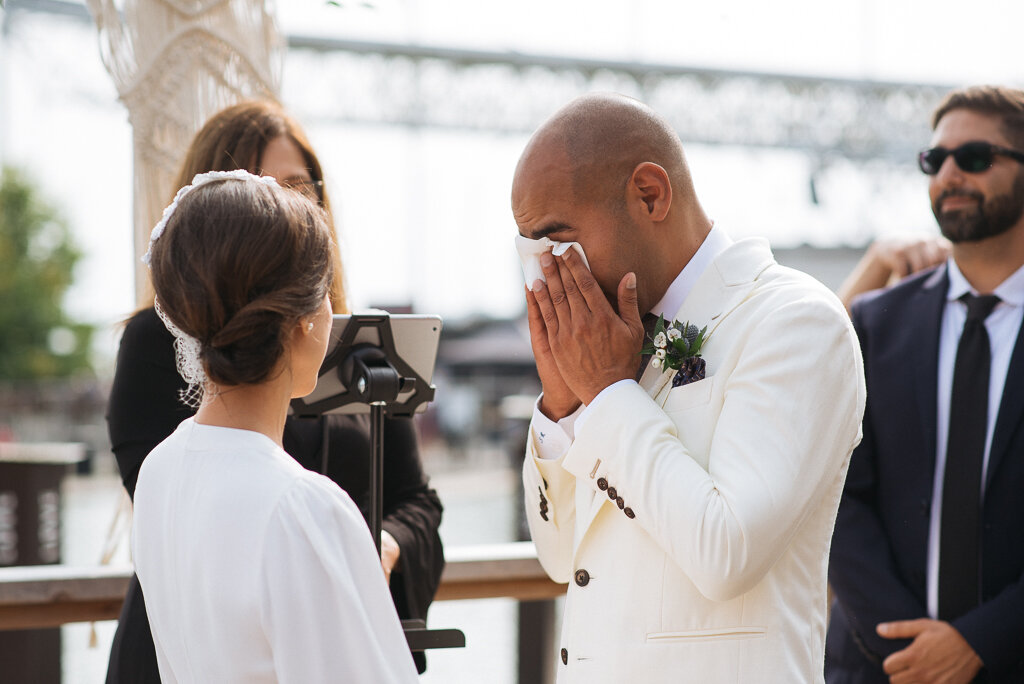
left=987, top=313, right=1024, bottom=488
left=579, top=239, right=775, bottom=540
left=912, top=267, right=948, bottom=474
left=639, top=238, right=774, bottom=405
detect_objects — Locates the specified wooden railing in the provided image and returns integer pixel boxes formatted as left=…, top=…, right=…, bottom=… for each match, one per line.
left=0, top=542, right=565, bottom=631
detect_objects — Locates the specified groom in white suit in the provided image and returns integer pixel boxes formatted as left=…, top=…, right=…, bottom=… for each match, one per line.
left=514, top=93, right=866, bottom=683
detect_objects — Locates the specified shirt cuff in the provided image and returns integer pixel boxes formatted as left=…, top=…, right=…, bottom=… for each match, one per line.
left=575, top=380, right=637, bottom=436
left=531, top=396, right=584, bottom=460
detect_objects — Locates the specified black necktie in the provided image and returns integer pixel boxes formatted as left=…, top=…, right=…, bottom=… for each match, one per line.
left=939, top=293, right=1000, bottom=621
left=636, top=313, right=661, bottom=381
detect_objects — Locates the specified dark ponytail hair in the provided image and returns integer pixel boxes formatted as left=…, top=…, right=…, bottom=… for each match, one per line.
left=149, top=176, right=333, bottom=387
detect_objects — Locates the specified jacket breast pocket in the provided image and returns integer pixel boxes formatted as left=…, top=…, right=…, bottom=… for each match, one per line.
left=661, top=376, right=714, bottom=413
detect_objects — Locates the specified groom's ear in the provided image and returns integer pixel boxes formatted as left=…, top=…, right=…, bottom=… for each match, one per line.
left=627, top=162, right=672, bottom=223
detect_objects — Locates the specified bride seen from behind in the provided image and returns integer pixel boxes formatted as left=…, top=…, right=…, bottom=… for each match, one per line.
left=131, top=171, right=418, bottom=683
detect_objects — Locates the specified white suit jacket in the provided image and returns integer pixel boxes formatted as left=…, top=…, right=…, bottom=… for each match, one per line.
left=524, top=238, right=866, bottom=683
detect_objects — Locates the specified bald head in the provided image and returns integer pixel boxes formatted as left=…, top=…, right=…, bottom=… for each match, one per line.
left=511, top=94, right=710, bottom=314
left=516, top=93, right=695, bottom=210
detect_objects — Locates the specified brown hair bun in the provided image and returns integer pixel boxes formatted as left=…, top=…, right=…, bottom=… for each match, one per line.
left=149, top=176, right=333, bottom=387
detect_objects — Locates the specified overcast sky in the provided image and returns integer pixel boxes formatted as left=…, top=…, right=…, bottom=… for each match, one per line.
left=279, top=0, right=1020, bottom=84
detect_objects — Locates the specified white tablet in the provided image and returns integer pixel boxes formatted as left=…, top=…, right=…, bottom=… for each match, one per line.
left=291, top=313, right=442, bottom=415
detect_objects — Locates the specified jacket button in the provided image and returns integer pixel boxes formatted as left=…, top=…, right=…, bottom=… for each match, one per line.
left=596, top=477, right=608, bottom=491
left=574, top=569, right=590, bottom=587
left=607, top=486, right=617, bottom=499
left=624, top=507, right=635, bottom=519
left=616, top=497, right=624, bottom=509
left=540, top=510, right=549, bottom=521
left=561, top=647, right=568, bottom=665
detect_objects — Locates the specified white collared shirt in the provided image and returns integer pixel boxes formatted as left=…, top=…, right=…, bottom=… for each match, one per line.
left=926, top=258, right=1024, bottom=618
left=531, top=225, right=733, bottom=459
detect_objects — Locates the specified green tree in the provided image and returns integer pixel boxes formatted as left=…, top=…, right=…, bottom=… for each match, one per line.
left=0, top=166, right=93, bottom=380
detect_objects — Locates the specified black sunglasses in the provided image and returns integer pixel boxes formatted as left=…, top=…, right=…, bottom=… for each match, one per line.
left=918, top=141, right=1024, bottom=175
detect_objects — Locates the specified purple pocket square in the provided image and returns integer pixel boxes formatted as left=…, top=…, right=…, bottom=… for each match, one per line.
left=671, top=357, right=706, bottom=388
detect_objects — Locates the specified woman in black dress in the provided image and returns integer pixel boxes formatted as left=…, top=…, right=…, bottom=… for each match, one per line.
left=106, top=101, right=444, bottom=681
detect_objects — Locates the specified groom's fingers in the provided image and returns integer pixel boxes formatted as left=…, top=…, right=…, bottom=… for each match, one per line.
left=617, top=272, right=643, bottom=341
left=560, top=248, right=603, bottom=313
left=525, top=285, right=550, bottom=345
left=539, top=252, right=571, bottom=326
left=555, top=254, right=589, bottom=315
left=530, top=278, right=561, bottom=342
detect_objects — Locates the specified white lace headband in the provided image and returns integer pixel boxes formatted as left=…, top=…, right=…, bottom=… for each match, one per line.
left=143, top=169, right=281, bottom=408
left=142, top=169, right=280, bottom=266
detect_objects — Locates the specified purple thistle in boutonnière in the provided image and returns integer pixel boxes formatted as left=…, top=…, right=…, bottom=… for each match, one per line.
left=640, top=315, right=709, bottom=388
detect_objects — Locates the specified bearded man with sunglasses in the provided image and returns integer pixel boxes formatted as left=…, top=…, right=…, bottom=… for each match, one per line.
left=827, top=85, right=1024, bottom=684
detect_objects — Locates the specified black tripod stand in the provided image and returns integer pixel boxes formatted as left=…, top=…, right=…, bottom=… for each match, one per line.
left=291, top=313, right=465, bottom=655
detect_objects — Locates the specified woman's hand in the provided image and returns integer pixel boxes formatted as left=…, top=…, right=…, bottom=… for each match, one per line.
left=380, top=530, right=401, bottom=585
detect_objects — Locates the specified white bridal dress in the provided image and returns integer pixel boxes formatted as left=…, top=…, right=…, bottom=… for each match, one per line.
left=132, top=418, right=418, bottom=683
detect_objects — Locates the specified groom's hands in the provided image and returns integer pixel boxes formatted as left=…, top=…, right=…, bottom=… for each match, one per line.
left=526, top=248, right=644, bottom=414
left=526, top=282, right=581, bottom=420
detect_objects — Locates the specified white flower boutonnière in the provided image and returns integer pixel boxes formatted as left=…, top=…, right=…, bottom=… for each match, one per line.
left=640, top=315, right=709, bottom=388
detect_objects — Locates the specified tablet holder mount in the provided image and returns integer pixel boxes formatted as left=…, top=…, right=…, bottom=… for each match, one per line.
left=290, top=313, right=464, bottom=655
left=291, top=312, right=436, bottom=419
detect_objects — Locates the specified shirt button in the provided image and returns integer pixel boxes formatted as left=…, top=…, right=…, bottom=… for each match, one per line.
left=561, top=648, right=568, bottom=665
left=574, top=569, right=590, bottom=587
left=616, top=497, right=624, bottom=509
left=624, top=507, right=635, bottom=519
left=607, top=486, right=617, bottom=499
left=596, top=477, right=608, bottom=491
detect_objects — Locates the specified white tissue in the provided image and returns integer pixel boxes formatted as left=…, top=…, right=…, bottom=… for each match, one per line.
left=514, top=235, right=591, bottom=287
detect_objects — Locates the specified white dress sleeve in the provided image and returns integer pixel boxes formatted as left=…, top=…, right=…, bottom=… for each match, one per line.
left=258, top=476, right=418, bottom=684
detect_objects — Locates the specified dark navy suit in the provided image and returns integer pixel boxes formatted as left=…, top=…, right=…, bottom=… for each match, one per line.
left=827, top=265, right=1024, bottom=683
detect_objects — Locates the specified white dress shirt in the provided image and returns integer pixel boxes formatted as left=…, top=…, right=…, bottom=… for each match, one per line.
left=132, top=418, right=418, bottom=683
left=532, top=224, right=733, bottom=459
left=926, top=259, right=1024, bottom=618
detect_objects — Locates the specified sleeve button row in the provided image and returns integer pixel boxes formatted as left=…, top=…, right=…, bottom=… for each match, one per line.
left=595, top=479, right=635, bottom=519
